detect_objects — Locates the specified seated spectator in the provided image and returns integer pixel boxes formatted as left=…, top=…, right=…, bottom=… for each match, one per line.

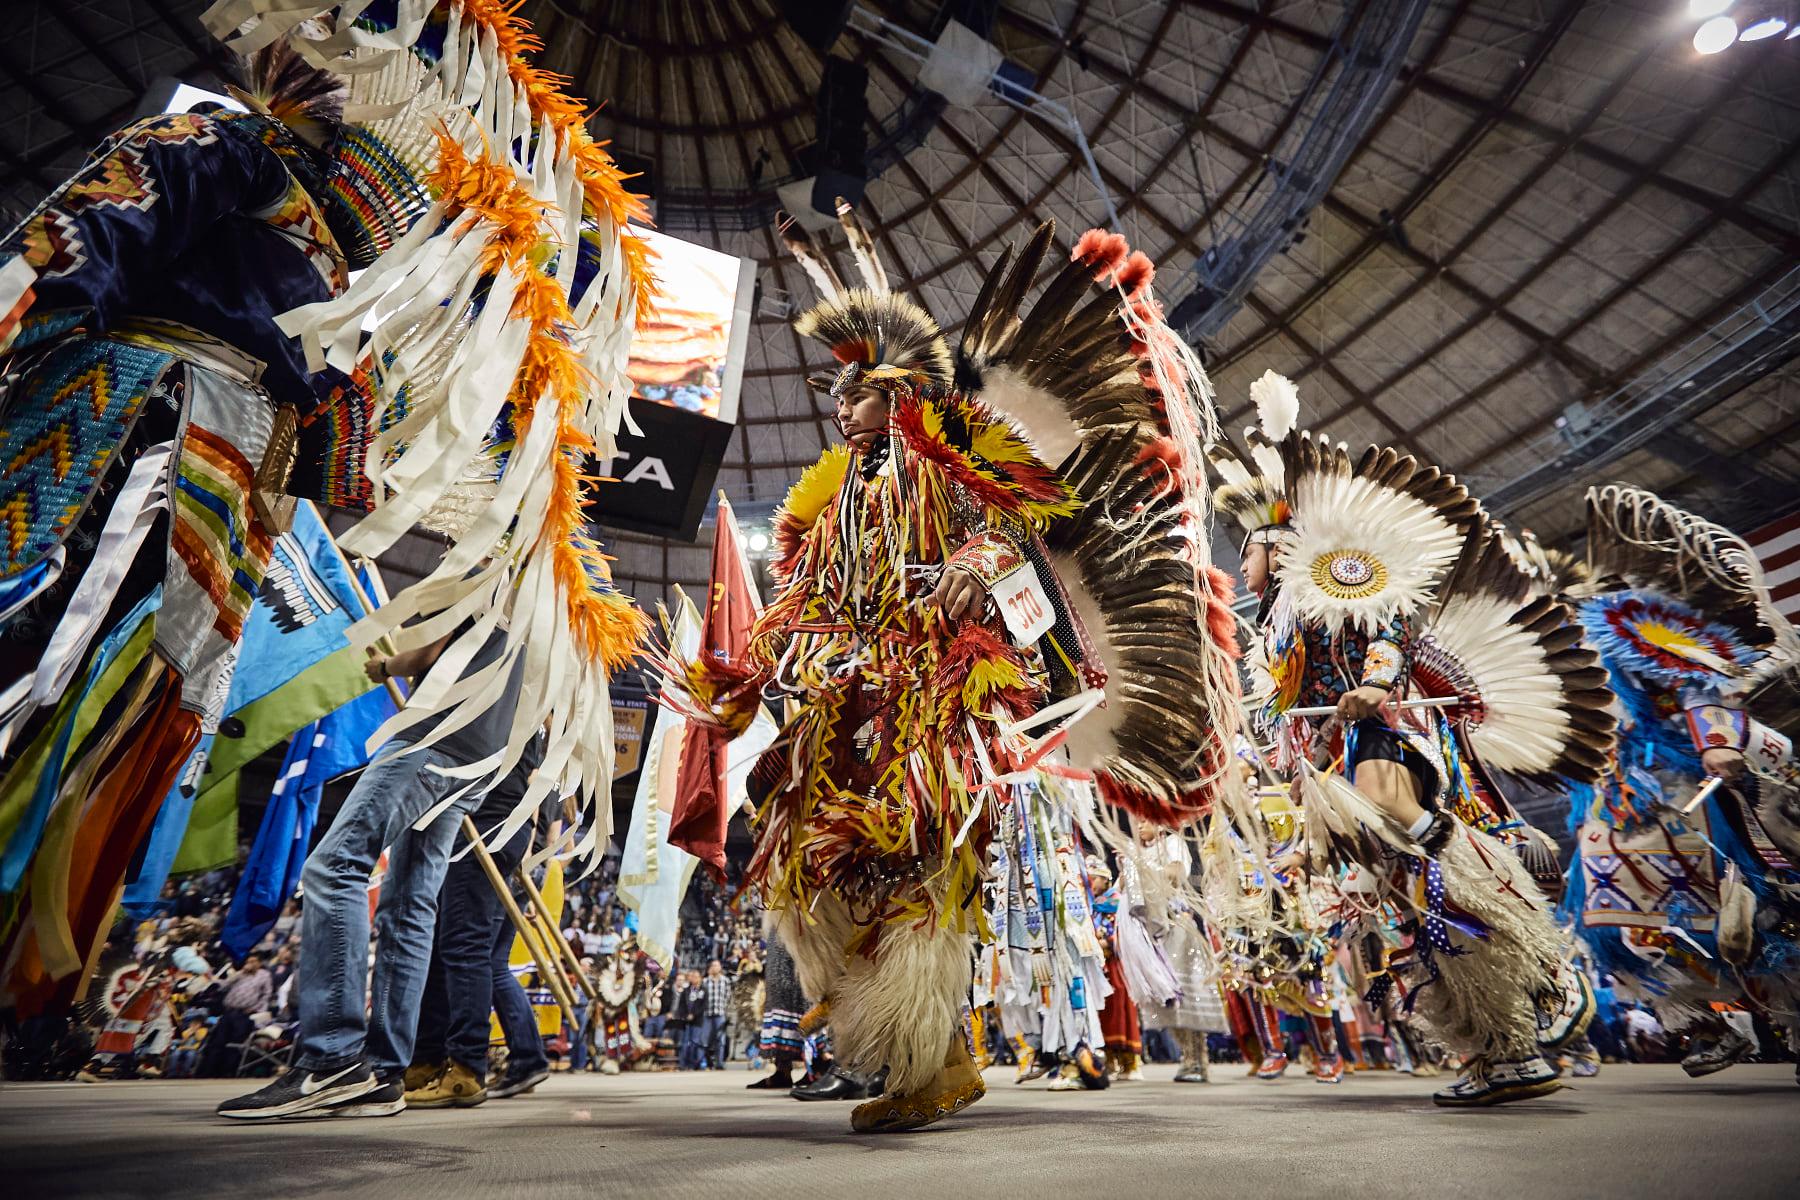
left=197, top=954, right=272, bottom=1078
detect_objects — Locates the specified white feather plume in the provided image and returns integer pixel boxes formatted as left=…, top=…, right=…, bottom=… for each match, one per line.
left=1249, top=369, right=1300, bottom=441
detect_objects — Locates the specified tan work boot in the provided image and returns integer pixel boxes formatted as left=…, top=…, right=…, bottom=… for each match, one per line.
left=403, top=1061, right=445, bottom=1093
left=405, top=1060, right=488, bottom=1108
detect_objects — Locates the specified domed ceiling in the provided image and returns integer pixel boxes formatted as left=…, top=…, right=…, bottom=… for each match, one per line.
left=2, top=0, right=1796, bottom=605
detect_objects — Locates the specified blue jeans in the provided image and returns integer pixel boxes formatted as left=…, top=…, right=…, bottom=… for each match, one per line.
left=702, top=1013, right=729, bottom=1069
left=414, top=824, right=532, bottom=1073
left=677, top=1023, right=704, bottom=1069
left=491, top=914, right=548, bottom=1075
left=569, top=1004, right=591, bottom=1071
left=294, top=741, right=481, bottom=1077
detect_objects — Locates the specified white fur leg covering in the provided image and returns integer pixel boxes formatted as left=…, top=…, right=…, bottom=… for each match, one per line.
left=1409, top=823, right=1567, bottom=1060
left=770, top=902, right=856, bottom=1006
left=774, top=891, right=974, bottom=1095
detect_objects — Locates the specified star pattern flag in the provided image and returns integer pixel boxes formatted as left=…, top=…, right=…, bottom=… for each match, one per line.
left=220, top=681, right=397, bottom=961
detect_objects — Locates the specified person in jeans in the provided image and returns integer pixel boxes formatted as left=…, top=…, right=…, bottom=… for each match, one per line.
left=218, top=624, right=528, bottom=1120
left=404, top=735, right=550, bottom=1108
left=701, top=959, right=732, bottom=1071
left=676, top=972, right=707, bottom=1070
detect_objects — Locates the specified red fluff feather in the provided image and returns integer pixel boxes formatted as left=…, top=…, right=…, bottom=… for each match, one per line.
left=1203, top=566, right=1240, bottom=656
left=1136, top=436, right=1181, bottom=487
left=1072, top=228, right=1129, bottom=280
left=1114, top=251, right=1154, bottom=297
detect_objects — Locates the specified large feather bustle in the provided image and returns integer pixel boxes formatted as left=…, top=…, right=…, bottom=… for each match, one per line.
left=1416, top=525, right=1617, bottom=782
left=1275, top=432, right=1480, bottom=633
left=1585, top=483, right=1799, bottom=664
left=951, top=220, right=1147, bottom=464
left=1049, top=429, right=1240, bottom=827
left=229, top=27, right=347, bottom=149
left=794, top=288, right=951, bottom=383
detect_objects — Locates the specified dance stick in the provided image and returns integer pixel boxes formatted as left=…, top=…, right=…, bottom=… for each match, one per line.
left=1678, top=775, right=1723, bottom=816
left=1283, top=696, right=1460, bottom=719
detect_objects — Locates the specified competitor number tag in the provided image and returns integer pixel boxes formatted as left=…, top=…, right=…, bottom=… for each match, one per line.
left=1746, top=719, right=1793, bottom=771
left=992, top=562, right=1056, bottom=644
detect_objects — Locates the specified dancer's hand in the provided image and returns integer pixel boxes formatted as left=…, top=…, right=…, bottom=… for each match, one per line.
left=364, top=655, right=390, bottom=684
left=931, top=565, right=986, bottom=623
left=1336, top=685, right=1390, bottom=722
left=1701, top=747, right=1745, bottom=781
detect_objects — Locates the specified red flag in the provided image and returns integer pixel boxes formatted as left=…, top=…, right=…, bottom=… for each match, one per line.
left=669, top=497, right=762, bottom=878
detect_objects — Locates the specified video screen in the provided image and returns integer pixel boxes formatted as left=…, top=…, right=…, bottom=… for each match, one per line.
left=624, top=227, right=754, bottom=424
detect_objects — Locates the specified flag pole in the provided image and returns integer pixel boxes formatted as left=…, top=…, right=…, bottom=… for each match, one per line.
left=517, top=863, right=594, bottom=999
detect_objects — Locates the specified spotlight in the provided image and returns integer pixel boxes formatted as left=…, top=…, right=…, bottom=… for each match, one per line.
left=1693, top=15, right=1739, bottom=51
left=748, top=532, right=770, bottom=553
left=1687, top=0, right=1732, bottom=16
left=1740, top=15, right=1787, bottom=38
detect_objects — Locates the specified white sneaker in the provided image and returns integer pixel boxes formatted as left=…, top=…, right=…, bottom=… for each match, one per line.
left=1432, top=1055, right=1562, bottom=1107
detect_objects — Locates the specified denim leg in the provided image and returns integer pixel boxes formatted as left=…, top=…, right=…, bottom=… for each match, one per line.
left=707, top=1014, right=728, bottom=1068
left=295, top=743, right=454, bottom=1071
left=413, top=916, right=451, bottom=1068
left=490, top=913, right=547, bottom=1073
left=361, top=750, right=477, bottom=1078
left=440, top=853, right=500, bottom=1072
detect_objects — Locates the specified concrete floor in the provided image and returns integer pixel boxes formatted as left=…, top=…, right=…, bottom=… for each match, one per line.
left=3, top=1064, right=1795, bottom=1200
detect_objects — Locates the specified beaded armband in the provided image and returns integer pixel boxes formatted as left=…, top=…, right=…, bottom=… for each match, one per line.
left=1685, top=704, right=1749, bottom=754
left=1359, top=637, right=1404, bottom=692
left=945, top=530, right=1026, bottom=591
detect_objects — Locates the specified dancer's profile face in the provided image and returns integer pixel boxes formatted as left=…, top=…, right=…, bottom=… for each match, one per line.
left=835, top=384, right=890, bottom=447
left=1243, top=541, right=1271, bottom=594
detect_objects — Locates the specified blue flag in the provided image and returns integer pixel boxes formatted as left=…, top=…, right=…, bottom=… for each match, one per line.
left=221, top=682, right=396, bottom=961
left=122, top=503, right=372, bottom=915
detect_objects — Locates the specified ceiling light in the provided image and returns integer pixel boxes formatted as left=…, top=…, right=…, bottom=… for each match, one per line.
left=1740, top=16, right=1787, bottom=38
left=747, top=532, right=770, bottom=553
left=1693, top=16, right=1740, bottom=51
left=1687, top=0, right=1732, bottom=15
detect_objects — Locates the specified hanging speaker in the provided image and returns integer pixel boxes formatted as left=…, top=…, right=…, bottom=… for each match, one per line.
left=816, top=57, right=868, bottom=172
left=779, top=0, right=854, bottom=52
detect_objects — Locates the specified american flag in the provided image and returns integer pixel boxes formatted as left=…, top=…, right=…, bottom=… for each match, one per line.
left=1747, top=509, right=1800, bottom=626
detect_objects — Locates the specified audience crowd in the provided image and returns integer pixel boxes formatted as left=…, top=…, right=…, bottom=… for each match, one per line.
left=5, top=856, right=1792, bottom=1085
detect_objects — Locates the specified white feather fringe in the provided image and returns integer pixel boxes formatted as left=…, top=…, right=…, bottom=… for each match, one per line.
left=211, top=1, right=644, bottom=864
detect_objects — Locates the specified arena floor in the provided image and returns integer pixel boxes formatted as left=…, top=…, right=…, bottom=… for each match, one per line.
left=4, top=1063, right=1795, bottom=1199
